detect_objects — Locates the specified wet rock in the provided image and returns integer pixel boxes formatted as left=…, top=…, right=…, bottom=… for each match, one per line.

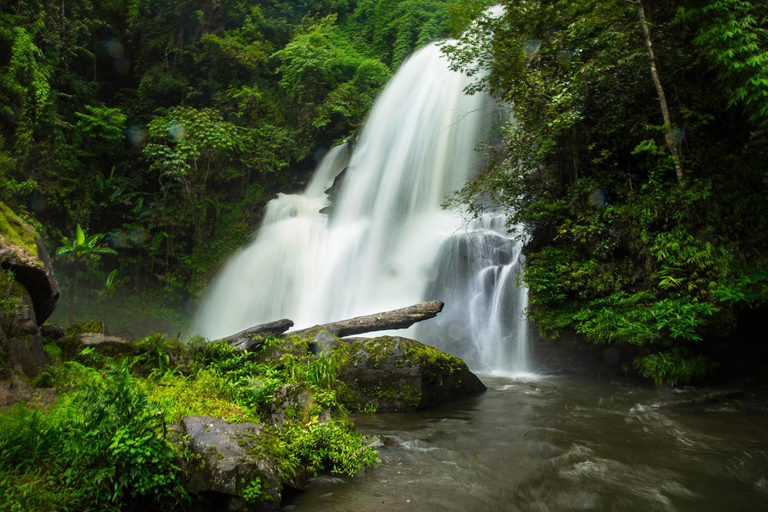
left=656, top=390, right=746, bottom=409
left=182, top=415, right=282, bottom=511
left=0, top=202, right=60, bottom=324
left=334, top=336, right=486, bottom=412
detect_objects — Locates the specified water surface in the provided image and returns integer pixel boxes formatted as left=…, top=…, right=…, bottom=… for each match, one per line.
left=285, top=375, right=768, bottom=511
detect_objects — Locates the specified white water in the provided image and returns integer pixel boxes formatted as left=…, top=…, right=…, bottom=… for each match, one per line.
left=194, top=43, right=529, bottom=373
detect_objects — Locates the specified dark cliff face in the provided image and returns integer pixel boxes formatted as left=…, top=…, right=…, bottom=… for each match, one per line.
left=0, top=202, right=59, bottom=377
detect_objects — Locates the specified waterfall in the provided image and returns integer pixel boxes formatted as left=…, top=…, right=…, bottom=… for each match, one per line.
left=194, top=42, right=529, bottom=373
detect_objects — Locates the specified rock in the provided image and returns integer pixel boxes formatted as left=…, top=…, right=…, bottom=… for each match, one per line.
left=40, top=323, right=66, bottom=340
left=0, top=374, right=56, bottom=409
left=0, top=276, right=49, bottom=377
left=0, top=202, right=60, bottom=324
left=55, top=332, right=137, bottom=359
left=334, top=336, right=486, bottom=412
left=66, top=320, right=107, bottom=335
left=269, top=383, right=329, bottom=430
left=182, top=415, right=282, bottom=512
left=656, top=390, right=746, bottom=409
left=307, top=329, right=339, bottom=354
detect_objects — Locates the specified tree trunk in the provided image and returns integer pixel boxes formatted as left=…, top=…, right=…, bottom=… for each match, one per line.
left=636, top=0, right=684, bottom=186
left=289, top=300, right=445, bottom=338
left=220, top=319, right=294, bottom=351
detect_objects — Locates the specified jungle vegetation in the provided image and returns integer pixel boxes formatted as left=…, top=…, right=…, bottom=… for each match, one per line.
left=2, top=0, right=767, bottom=382
left=0, top=0, right=460, bottom=329
left=445, top=0, right=768, bottom=384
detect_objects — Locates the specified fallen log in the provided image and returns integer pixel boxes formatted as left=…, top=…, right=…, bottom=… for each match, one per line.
left=289, top=300, right=444, bottom=338
left=220, top=319, right=294, bottom=351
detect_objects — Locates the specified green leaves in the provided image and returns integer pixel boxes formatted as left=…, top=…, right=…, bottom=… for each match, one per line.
left=56, top=224, right=117, bottom=259
left=684, top=0, right=768, bottom=124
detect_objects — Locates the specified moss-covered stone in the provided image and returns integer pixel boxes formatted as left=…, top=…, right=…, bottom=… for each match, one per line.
left=333, top=336, right=485, bottom=412
left=254, top=335, right=311, bottom=365
left=0, top=202, right=60, bottom=325
left=65, top=320, right=106, bottom=336
left=0, top=202, right=38, bottom=258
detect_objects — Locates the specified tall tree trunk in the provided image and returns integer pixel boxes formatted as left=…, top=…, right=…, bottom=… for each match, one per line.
left=635, top=0, right=684, bottom=187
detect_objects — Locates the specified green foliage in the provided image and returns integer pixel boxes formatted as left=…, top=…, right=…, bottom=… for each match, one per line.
left=0, top=201, right=39, bottom=257
left=0, top=0, right=453, bottom=304
left=683, top=0, right=768, bottom=124
left=56, top=224, right=118, bottom=321
left=446, top=0, right=768, bottom=384
left=0, top=362, right=184, bottom=510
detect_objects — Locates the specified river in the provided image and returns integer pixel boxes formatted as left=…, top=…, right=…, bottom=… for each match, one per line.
left=285, top=373, right=768, bottom=511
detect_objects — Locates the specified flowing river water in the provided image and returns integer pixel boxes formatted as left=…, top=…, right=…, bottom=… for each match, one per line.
left=284, top=371, right=768, bottom=512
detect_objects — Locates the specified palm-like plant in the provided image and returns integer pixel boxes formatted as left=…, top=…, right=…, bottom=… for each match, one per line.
left=56, top=225, right=118, bottom=322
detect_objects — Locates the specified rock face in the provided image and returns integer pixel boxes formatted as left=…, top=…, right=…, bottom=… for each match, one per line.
left=0, top=276, right=49, bottom=377
left=182, top=415, right=282, bottom=512
left=334, top=336, right=486, bottom=412
left=0, top=202, right=60, bottom=325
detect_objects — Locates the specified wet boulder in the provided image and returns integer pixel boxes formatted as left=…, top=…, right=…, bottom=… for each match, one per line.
left=0, top=202, right=60, bottom=325
left=182, top=415, right=282, bottom=512
left=334, top=336, right=486, bottom=412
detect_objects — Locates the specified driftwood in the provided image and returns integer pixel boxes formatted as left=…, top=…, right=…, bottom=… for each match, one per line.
left=221, top=319, right=294, bottom=351
left=289, top=300, right=444, bottom=338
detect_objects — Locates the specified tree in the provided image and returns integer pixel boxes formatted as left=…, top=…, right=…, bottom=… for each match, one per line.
left=444, top=0, right=768, bottom=384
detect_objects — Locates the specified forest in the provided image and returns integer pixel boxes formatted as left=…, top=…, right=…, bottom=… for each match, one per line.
left=1, top=0, right=464, bottom=329
left=2, top=0, right=768, bottom=510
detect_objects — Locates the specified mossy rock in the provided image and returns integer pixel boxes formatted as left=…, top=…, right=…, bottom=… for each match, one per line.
left=254, top=335, right=311, bottom=365
left=0, top=274, right=49, bottom=377
left=0, top=201, right=60, bottom=324
left=0, top=202, right=38, bottom=257
left=65, top=320, right=106, bottom=336
left=135, top=334, right=192, bottom=373
left=333, top=336, right=486, bottom=412
left=182, top=415, right=282, bottom=511
left=56, top=333, right=139, bottom=361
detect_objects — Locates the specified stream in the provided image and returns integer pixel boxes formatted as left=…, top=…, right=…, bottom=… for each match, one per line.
left=284, top=373, right=768, bottom=512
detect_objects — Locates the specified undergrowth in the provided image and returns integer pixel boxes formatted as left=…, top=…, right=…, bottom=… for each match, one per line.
left=0, top=335, right=378, bottom=511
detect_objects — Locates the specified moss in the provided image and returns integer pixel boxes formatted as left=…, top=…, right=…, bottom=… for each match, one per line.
left=402, top=384, right=422, bottom=408
left=256, top=334, right=311, bottom=364
left=65, top=320, right=104, bottom=336
left=375, top=386, right=397, bottom=403
left=54, top=335, right=83, bottom=360
left=146, top=370, right=258, bottom=424
left=43, top=342, right=62, bottom=364
left=0, top=201, right=38, bottom=258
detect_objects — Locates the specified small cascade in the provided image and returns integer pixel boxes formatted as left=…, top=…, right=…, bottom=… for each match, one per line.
left=417, top=214, right=529, bottom=373
left=194, top=42, right=530, bottom=373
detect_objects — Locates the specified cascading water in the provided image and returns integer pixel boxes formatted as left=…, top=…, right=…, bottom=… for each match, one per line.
left=194, top=42, right=529, bottom=373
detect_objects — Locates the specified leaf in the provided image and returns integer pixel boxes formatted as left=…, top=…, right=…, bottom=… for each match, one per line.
left=76, top=224, right=85, bottom=246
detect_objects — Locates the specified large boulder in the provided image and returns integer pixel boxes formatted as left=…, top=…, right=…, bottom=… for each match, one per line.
left=0, top=275, right=49, bottom=377
left=334, top=336, right=486, bottom=412
left=182, top=415, right=282, bottom=512
left=0, top=202, right=60, bottom=324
